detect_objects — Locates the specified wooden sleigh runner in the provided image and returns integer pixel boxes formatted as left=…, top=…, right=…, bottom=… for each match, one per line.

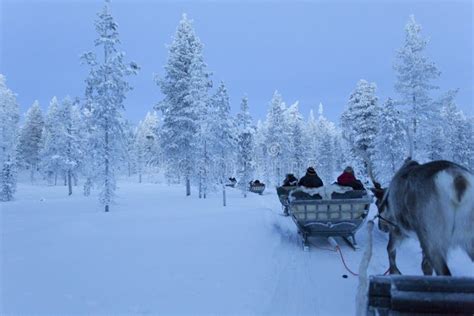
left=283, top=185, right=372, bottom=250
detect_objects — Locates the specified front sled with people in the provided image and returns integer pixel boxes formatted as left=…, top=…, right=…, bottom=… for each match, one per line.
left=288, top=185, right=372, bottom=250
left=249, top=180, right=265, bottom=195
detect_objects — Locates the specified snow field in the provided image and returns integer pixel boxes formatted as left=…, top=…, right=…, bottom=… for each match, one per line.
left=1, top=181, right=472, bottom=315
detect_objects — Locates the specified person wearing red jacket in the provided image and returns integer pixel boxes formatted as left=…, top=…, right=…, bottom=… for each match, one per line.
left=337, top=166, right=365, bottom=190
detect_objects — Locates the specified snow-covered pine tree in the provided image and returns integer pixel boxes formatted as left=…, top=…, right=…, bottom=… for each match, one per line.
left=18, top=101, right=44, bottom=182
left=81, top=0, right=139, bottom=211
left=40, top=96, right=64, bottom=185
left=156, top=14, right=211, bottom=196
left=394, top=15, right=440, bottom=159
left=340, top=80, right=379, bottom=179
left=0, top=75, right=20, bottom=201
left=373, top=98, right=408, bottom=185
left=236, top=95, right=255, bottom=197
left=464, top=117, right=474, bottom=170
left=286, top=102, right=306, bottom=177
left=332, top=131, right=347, bottom=175
left=60, top=97, right=84, bottom=195
left=135, top=111, right=160, bottom=183
left=305, top=109, right=319, bottom=173
left=209, top=82, right=236, bottom=206
left=315, top=104, right=337, bottom=184
left=437, top=92, right=473, bottom=167
left=80, top=105, right=97, bottom=197
left=189, top=53, right=213, bottom=199
left=122, top=120, right=137, bottom=178
left=196, top=104, right=214, bottom=199
left=265, top=90, right=288, bottom=185
left=253, top=120, right=268, bottom=184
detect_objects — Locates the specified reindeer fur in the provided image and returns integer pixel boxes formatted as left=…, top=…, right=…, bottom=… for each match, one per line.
left=377, top=160, right=474, bottom=276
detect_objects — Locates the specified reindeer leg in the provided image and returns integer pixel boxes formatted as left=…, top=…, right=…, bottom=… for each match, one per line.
left=429, top=251, right=451, bottom=276
left=387, top=231, right=402, bottom=275
left=466, top=242, right=474, bottom=262
left=468, top=249, right=474, bottom=262
left=421, top=252, right=433, bottom=276
left=418, top=237, right=451, bottom=276
left=422, top=245, right=451, bottom=276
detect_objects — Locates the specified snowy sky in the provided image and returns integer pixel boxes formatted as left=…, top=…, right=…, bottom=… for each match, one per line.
left=1, top=0, right=472, bottom=123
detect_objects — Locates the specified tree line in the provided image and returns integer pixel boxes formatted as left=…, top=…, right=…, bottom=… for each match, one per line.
left=1, top=3, right=473, bottom=209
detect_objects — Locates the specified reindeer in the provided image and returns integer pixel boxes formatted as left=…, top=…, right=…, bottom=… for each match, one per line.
left=373, top=159, right=474, bottom=276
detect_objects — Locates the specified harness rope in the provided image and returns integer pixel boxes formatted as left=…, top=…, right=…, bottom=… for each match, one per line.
left=375, top=214, right=399, bottom=229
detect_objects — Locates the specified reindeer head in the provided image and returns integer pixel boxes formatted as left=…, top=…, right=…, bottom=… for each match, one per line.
left=370, top=182, right=391, bottom=233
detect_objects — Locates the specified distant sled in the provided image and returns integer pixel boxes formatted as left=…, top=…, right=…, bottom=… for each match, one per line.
left=225, top=177, right=237, bottom=188
left=248, top=180, right=265, bottom=195
left=287, top=185, right=372, bottom=250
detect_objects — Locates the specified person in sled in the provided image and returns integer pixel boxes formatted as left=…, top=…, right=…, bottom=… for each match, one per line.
left=283, top=173, right=298, bottom=186
left=298, top=167, right=323, bottom=188
left=250, top=179, right=263, bottom=186
left=336, top=166, right=364, bottom=190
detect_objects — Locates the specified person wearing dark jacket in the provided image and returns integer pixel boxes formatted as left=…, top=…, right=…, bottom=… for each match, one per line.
left=298, top=167, right=324, bottom=188
left=337, top=166, right=364, bottom=190
left=283, top=173, right=298, bottom=186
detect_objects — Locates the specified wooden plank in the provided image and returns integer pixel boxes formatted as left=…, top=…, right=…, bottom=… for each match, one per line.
left=392, top=275, right=474, bottom=293
left=368, top=275, right=391, bottom=297
left=391, top=291, right=474, bottom=314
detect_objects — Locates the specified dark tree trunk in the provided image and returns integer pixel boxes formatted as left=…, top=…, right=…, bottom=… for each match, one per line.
left=222, top=184, right=226, bottom=207
left=186, top=178, right=191, bottom=196
left=67, top=170, right=72, bottom=196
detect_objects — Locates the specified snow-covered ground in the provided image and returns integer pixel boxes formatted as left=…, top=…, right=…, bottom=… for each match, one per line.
left=1, top=180, right=472, bottom=315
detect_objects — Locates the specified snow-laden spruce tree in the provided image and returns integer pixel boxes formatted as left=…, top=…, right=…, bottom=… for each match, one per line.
left=286, top=101, right=306, bottom=177
left=188, top=52, right=213, bottom=199
left=135, top=111, right=160, bottom=183
left=60, top=97, right=84, bottom=195
left=315, top=104, right=337, bottom=184
left=332, top=131, right=347, bottom=174
left=253, top=120, right=268, bottom=184
left=438, top=92, right=473, bottom=167
left=372, top=98, right=407, bottom=185
left=208, top=82, right=236, bottom=206
left=196, top=101, right=214, bottom=199
left=40, top=96, right=64, bottom=185
left=341, top=80, right=379, bottom=179
left=265, top=90, right=288, bottom=185
left=81, top=0, right=139, bottom=212
left=0, top=75, right=20, bottom=201
left=236, top=95, right=255, bottom=197
left=305, top=109, right=319, bottom=172
left=18, top=101, right=44, bottom=182
left=464, top=117, right=474, bottom=170
left=122, top=120, right=137, bottom=178
left=157, top=14, right=211, bottom=196
left=394, top=15, right=440, bottom=159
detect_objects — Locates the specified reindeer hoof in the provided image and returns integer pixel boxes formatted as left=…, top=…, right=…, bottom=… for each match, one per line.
left=390, top=268, right=402, bottom=275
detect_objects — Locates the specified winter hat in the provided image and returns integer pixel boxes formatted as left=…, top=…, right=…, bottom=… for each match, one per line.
left=344, top=166, right=354, bottom=174
left=307, top=167, right=316, bottom=175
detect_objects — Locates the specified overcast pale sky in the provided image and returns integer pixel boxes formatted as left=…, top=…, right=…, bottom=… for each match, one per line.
left=1, top=0, right=472, bottom=123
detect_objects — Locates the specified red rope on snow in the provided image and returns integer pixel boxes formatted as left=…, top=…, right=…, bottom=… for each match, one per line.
left=335, top=246, right=359, bottom=276
left=309, top=240, right=391, bottom=277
